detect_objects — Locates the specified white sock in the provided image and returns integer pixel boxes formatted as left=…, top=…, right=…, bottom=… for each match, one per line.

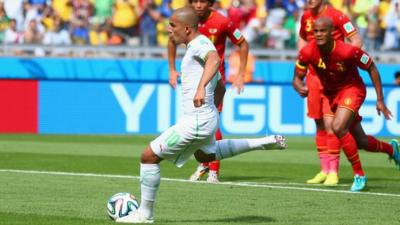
left=214, top=137, right=275, bottom=160
left=139, top=163, right=160, bottom=219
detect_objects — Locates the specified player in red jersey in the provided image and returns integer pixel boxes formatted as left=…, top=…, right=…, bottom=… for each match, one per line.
left=168, top=0, right=249, bottom=183
left=298, top=0, right=363, bottom=185
left=293, top=17, right=400, bottom=192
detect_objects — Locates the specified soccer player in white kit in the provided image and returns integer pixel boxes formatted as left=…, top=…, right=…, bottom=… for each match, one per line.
left=116, top=7, right=287, bottom=224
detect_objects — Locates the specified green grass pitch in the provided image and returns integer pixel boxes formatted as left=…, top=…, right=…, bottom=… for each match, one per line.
left=0, top=134, right=399, bottom=225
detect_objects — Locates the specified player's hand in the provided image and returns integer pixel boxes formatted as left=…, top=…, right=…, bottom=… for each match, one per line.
left=232, top=73, right=244, bottom=94
left=295, top=85, right=308, bottom=97
left=376, top=100, right=392, bottom=120
left=169, top=69, right=180, bottom=89
left=193, top=88, right=205, bottom=107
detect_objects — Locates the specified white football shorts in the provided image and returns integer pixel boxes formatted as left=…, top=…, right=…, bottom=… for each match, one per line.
left=150, top=113, right=218, bottom=167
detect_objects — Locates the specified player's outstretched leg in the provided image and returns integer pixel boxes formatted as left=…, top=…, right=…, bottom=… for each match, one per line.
left=213, top=135, right=287, bottom=161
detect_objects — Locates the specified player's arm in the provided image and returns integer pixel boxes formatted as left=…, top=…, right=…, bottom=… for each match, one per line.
left=347, top=32, right=363, bottom=48
left=194, top=51, right=221, bottom=107
left=292, top=59, right=308, bottom=98
left=232, top=39, right=249, bottom=94
left=297, top=36, right=307, bottom=50
left=167, top=38, right=179, bottom=89
left=214, top=79, right=226, bottom=108
left=366, top=62, right=392, bottom=119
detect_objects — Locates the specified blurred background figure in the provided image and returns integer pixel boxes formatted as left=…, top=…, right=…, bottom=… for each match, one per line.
left=112, top=0, right=139, bottom=44
left=395, top=71, right=400, bottom=86
left=4, top=18, right=23, bottom=44
left=0, top=2, right=10, bottom=43
left=42, top=17, right=71, bottom=55
left=228, top=47, right=255, bottom=84
left=381, top=0, right=400, bottom=50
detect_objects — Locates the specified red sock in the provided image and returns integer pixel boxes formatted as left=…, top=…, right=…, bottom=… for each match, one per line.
left=327, top=133, right=341, bottom=174
left=316, top=130, right=329, bottom=174
left=209, top=128, right=222, bottom=172
left=340, top=132, right=364, bottom=176
left=365, top=135, right=393, bottom=156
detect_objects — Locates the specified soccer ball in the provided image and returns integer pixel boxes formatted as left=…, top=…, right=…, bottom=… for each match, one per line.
left=107, top=192, right=139, bottom=220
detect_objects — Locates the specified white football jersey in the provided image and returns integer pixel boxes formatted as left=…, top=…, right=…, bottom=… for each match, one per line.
left=180, top=34, right=221, bottom=119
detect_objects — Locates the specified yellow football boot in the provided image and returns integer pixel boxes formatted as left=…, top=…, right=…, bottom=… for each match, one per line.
left=323, top=173, right=339, bottom=186
left=306, top=172, right=328, bottom=184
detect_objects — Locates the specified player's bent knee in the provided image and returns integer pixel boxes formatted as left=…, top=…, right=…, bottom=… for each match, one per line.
left=141, top=145, right=162, bottom=164
left=194, top=150, right=215, bottom=163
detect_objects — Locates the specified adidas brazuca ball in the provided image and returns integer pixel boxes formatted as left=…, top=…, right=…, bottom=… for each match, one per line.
left=107, top=192, right=139, bottom=220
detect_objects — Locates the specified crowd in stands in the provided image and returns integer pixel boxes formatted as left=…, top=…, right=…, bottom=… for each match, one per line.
left=0, top=0, right=399, bottom=55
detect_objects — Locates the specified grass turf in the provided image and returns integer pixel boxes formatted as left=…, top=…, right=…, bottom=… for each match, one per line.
left=0, top=135, right=399, bottom=225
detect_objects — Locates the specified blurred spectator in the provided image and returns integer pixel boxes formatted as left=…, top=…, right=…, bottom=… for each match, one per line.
left=241, top=15, right=265, bottom=45
left=71, top=18, right=89, bottom=44
left=265, top=0, right=290, bottom=49
left=23, top=1, right=46, bottom=32
left=3, top=0, right=24, bottom=31
left=228, top=0, right=257, bottom=30
left=4, top=18, right=23, bottom=44
left=0, top=2, right=10, bottom=43
left=43, top=18, right=71, bottom=55
left=283, top=9, right=298, bottom=49
left=382, top=0, right=400, bottom=50
left=213, top=0, right=227, bottom=16
left=71, top=0, right=93, bottom=25
left=24, top=19, right=43, bottom=44
left=228, top=47, right=255, bottom=83
left=351, top=0, right=379, bottom=40
left=378, top=0, right=391, bottom=48
left=170, top=0, right=185, bottom=10
left=395, top=71, right=400, bottom=86
left=112, top=0, right=139, bottom=39
left=92, top=0, right=115, bottom=23
left=28, top=0, right=47, bottom=7
left=138, top=0, right=162, bottom=46
left=364, top=5, right=380, bottom=51
left=89, top=18, right=108, bottom=45
left=24, top=19, right=45, bottom=56
left=105, top=22, right=123, bottom=45
left=52, top=0, right=73, bottom=24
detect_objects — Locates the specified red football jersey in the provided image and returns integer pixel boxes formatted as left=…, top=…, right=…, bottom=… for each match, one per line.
left=296, top=40, right=372, bottom=94
left=299, top=5, right=357, bottom=42
left=198, top=10, right=245, bottom=77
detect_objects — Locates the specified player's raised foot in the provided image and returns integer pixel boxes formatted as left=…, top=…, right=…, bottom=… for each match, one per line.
left=306, top=171, right=327, bottom=184
left=189, top=164, right=209, bottom=181
left=116, top=211, right=154, bottom=224
left=390, top=139, right=400, bottom=169
left=262, top=135, right=287, bottom=150
left=206, top=170, right=219, bottom=183
left=350, top=175, right=367, bottom=192
left=323, top=173, right=339, bottom=186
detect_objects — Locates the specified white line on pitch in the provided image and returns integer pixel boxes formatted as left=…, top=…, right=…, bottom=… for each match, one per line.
left=0, top=169, right=399, bottom=198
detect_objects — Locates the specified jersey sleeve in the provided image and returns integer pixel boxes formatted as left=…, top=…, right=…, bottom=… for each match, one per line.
left=334, top=11, right=357, bottom=38
left=194, top=36, right=217, bottom=61
left=352, top=47, right=373, bottom=70
left=226, top=20, right=245, bottom=45
left=299, top=14, right=307, bottom=40
left=296, top=47, right=310, bottom=73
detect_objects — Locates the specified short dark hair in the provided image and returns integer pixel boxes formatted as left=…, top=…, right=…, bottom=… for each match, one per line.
left=188, top=0, right=216, bottom=5
left=395, top=71, right=400, bottom=79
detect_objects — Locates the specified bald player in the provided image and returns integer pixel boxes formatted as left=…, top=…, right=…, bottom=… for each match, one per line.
left=116, top=7, right=287, bottom=223
left=294, top=17, right=400, bottom=192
